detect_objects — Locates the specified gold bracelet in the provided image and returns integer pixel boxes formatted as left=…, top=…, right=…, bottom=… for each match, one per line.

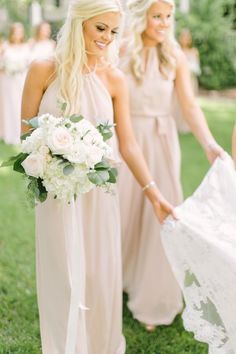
left=142, top=180, right=156, bottom=192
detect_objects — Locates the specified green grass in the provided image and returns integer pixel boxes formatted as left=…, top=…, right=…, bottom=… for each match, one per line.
left=0, top=97, right=235, bottom=354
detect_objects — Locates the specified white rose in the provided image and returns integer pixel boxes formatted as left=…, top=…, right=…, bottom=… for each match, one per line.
left=47, top=127, right=73, bottom=155
left=21, top=153, right=44, bottom=178
left=65, top=142, right=87, bottom=164
left=86, top=145, right=104, bottom=168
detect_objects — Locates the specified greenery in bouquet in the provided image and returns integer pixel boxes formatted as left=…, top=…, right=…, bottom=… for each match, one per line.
left=1, top=113, right=118, bottom=205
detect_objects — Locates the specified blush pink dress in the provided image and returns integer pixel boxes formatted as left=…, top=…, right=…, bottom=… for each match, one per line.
left=119, top=47, right=183, bottom=326
left=35, top=72, right=125, bottom=354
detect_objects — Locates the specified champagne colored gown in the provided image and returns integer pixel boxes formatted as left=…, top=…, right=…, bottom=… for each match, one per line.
left=119, top=48, right=183, bottom=325
left=36, top=72, right=125, bottom=354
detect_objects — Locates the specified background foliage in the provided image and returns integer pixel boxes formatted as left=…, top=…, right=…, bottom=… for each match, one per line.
left=176, top=0, right=236, bottom=89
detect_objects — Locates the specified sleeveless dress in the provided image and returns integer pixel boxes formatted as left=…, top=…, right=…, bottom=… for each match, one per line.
left=161, top=155, right=236, bottom=354
left=119, top=47, right=183, bottom=325
left=36, top=72, right=125, bottom=354
left=0, top=43, right=30, bottom=144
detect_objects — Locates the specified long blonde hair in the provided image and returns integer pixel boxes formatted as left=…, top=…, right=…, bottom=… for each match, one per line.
left=126, top=0, right=177, bottom=81
left=55, top=0, right=122, bottom=116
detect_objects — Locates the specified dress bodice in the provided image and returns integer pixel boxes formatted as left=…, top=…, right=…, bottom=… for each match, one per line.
left=122, top=48, right=175, bottom=117
left=38, top=72, right=119, bottom=161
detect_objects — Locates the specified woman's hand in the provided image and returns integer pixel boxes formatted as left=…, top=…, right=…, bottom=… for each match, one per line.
left=204, top=141, right=226, bottom=164
left=145, top=187, right=177, bottom=224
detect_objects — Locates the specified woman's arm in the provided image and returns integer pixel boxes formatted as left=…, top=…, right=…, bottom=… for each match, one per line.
left=21, top=59, right=55, bottom=133
left=109, top=68, right=176, bottom=223
left=232, top=125, right=236, bottom=167
left=175, top=50, right=225, bottom=164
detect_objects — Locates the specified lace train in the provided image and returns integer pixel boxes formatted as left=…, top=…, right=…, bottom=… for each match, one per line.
left=161, top=156, right=236, bottom=353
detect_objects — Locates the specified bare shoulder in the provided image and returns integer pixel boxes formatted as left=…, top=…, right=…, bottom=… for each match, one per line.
left=175, top=47, right=187, bottom=66
left=104, top=66, right=127, bottom=98
left=27, top=59, right=56, bottom=90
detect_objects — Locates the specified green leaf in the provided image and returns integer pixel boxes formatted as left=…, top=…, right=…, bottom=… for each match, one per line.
left=21, top=131, right=32, bottom=141
left=108, top=168, right=118, bottom=183
left=97, top=122, right=114, bottom=141
left=87, top=170, right=110, bottom=186
left=13, top=153, right=28, bottom=174
left=1, top=153, right=25, bottom=167
left=69, top=114, right=84, bottom=123
left=61, top=101, right=67, bottom=113
left=28, top=116, right=39, bottom=129
left=63, top=164, right=75, bottom=176
left=94, top=160, right=110, bottom=170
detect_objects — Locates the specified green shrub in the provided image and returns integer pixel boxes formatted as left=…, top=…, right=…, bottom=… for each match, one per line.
left=176, top=0, right=236, bottom=89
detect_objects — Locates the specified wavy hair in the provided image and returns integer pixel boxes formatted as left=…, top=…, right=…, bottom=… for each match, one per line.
left=126, top=0, right=177, bottom=81
left=55, top=0, right=122, bottom=116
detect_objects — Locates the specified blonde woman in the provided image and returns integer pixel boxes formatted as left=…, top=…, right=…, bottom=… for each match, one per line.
left=21, top=0, right=176, bottom=353
left=119, top=0, right=224, bottom=331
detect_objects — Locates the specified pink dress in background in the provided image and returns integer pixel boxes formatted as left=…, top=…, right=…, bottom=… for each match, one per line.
left=29, top=39, right=55, bottom=61
left=0, top=43, right=30, bottom=144
left=119, top=47, right=183, bottom=326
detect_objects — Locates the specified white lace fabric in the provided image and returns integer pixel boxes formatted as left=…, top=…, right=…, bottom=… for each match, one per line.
left=161, top=156, right=236, bottom=354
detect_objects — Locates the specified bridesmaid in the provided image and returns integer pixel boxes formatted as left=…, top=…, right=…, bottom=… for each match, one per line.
left=29, top=22, right=55, bottom=61
left=21, top=0, right=176, bottom=353
left=0, top=22, right=30, bottom=145
left=119, top=0, right=224, bottom=331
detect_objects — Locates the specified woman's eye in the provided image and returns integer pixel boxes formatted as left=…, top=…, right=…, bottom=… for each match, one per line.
left=96, top=26, right=105, bottom=32
left=111, top=30, right=119, bottom=35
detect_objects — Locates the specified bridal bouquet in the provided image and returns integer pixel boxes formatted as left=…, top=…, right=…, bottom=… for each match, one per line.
left=1, top=113, right=118, bottom=204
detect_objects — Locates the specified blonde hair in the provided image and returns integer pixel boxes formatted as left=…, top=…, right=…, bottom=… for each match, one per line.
left=55, top=0, right=122, bottom=116
left=126, top=0, right=177, bottom=81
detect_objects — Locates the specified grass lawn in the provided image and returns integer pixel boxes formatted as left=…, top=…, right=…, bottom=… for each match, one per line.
left=0, top=97, right=235, bottom=354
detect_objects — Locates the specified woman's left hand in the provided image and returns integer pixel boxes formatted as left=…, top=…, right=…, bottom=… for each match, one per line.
left=204, top=141, right=226, bottom=164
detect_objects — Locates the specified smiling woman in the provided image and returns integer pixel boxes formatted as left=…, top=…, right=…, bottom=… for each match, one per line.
left=119, top=0, right=225, bottom=333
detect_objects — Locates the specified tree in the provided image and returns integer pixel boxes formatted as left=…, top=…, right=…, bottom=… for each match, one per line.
left=176, top=0, right=236, bottom=89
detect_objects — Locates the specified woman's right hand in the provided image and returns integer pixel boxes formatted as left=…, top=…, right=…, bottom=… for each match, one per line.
left=145, top=187, right=178, bottom=224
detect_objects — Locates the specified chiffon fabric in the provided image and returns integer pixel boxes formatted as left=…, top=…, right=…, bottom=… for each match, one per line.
left=119, top=47, right=183, bottom=326
left=161, top=155, right=236, bottom=353
left=0, top=43, right=30, bottom=144
left=36, top=73, right=125, bottom=354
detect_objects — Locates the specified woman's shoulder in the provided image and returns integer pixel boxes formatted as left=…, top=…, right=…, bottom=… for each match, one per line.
left=100, top=65, right=127, bottom=98
left=27, top=59, right=56, bottom=89
left=106, top=65, right=126, bottom=83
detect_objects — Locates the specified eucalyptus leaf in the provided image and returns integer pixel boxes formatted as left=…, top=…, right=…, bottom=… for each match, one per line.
left=70, top=114, right=84, bottom=123
left=63, top=164, right=75, bottom=176
left=28, top=116, right=39, bottom=129
left=108, top=168, right=118, bottom=183
left=94, top=160, right=110, bottom=170
left=88, top=170, right=110, bottom=186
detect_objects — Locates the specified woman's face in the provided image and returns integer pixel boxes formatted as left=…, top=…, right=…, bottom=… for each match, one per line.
left=10, top=25, right=24, bottom=44
left=142, top=0, right=173, bottom=46
left=38, top=23, right=51, bottom=40
left=83, top=11, right=121, bottom=58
